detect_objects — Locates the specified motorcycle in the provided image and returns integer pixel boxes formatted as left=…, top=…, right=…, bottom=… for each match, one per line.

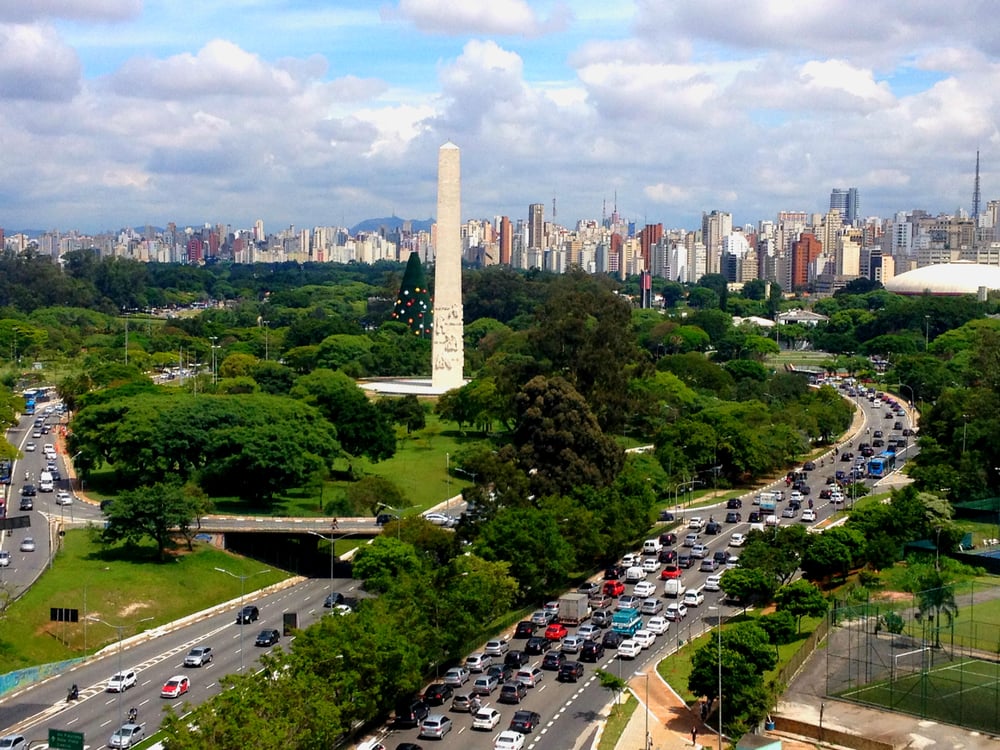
left=67, top=684, right=79, bottom=701
left=128, top=707, right=138, bottom=723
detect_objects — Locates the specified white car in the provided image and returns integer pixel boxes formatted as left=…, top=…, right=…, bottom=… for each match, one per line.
left=704, top=574, right=723, bottom=592
left=688, top=516, right=705, bottom=530
left=632, top=580, right=657, bottom=598
left=633, top=629, right=655, bottom=649
left=106, top=669, right=138, bottom=692
left=617, top=639, right=642, bottom=658
left=24, top=442, right=36, bottom=452
left=830, top=492, right=845, bottom=505
left=0, top=551, right=10, bottom=568
left=801, top=509, right=817, bottom=522
left=729, top=533, right=746, bottom=547
left=645, top=616, right=669, bottom=635
left=641, top=557, right=660, bottom=573
left=55, top=490, right=73, bottom=505
left=665, top=603, right=688, bottom=621
left=473, top=707, right=502, bottom=731
left=621, top=553, right=639, bottom=567
left=424, top=512, right=458, bottom=527
left=494, top=730, right=526, bottom=750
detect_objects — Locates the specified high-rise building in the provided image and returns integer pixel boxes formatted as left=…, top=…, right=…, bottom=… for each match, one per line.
left=701, top=210, right=732, bottom=277
left=528, top=203, right=545, bottom=250
left=830, top=188, right=859, bottom=225
left=498, top=216, right=512, bottom=265
left=791, top=233, right=822, bottom=289
left=639, top=223, right=663, bottom=272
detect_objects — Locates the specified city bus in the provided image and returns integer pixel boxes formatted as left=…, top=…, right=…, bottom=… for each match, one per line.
left=867, top=451, right=897, bottom=478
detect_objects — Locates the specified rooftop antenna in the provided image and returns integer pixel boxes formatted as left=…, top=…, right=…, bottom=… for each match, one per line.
left=552, top=196, right=557, bottom=220
left=972, top=150, right=981, bottom=221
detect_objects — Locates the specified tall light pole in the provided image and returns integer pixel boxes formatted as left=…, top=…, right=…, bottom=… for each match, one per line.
left=88, top=616, right=154, bottom=729
left=924, top=315, right=930, bottom=351
left=210, top=336, right=219, bottom=385
left=708, top=606, right=723, bottom=750
left=634, top=670, right=650, bottom=750
left=215, top=566, right=271, bottom=673
left=262, top=320, right=270, bottom=361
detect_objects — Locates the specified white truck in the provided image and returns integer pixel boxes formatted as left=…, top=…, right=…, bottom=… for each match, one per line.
left=557, top=593, right=592, bottom=625
left=663, top=578, right=686, bottom=598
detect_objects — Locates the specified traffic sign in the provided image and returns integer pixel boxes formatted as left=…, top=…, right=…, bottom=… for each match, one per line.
left=48, top=728, right=84, bottom=750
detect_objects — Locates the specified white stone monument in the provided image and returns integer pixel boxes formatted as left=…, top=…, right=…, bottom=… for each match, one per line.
left=431, top=142, right=464, bottom=391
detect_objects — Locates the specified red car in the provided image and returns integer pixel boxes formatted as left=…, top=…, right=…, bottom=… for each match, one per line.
left=160, top=675, right=190, bottom=699
left=544, top=623, right=568, bottom=641
left=660, top=564, right=681, bottom=580
left=603, top=580, right=625, bottom=597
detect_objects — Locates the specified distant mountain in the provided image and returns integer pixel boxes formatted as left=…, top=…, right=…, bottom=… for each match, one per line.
left=350, top=216, right=434, bottom=235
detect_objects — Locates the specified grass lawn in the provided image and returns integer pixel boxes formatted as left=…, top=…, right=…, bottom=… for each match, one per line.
left=597, top=693, right=638, bottom=750
left=0, top=529, right=290, bottom=672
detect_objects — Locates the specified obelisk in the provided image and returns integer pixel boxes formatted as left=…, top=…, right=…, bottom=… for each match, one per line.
left=431, top=142, right=465, bottom=391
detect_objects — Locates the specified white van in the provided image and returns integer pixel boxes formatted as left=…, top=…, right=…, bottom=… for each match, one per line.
left=642, top=538, right=663, bottom=555
left=682, top=587, right=705, bottom=608
left=625, top=566, right=646, bottom=583
left=38, top=471, right=54, bottom=492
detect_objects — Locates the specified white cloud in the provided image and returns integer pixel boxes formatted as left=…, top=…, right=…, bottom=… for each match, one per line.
left=0, top=0, right=139, bottom=23
left=390, top=0, right=570, bottom=36
left=0, top=24, right=80, bottom=100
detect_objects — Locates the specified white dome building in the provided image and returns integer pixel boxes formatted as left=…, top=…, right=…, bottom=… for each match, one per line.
left=884, top=262, right=1000, bottom=297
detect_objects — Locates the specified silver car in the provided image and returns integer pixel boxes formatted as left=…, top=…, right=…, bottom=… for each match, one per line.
left=108, top=724, right=144, bottom=749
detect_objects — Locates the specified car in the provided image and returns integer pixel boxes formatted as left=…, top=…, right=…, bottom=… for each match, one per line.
left=690, top=544, right=709, bottom=559
left=677, top=553, right=694, bottom=569
left=633, top=629, right=655, bottom=649
left=782, top=506, right=797, bottom=518
left=819, top=488, right=832, bottom=499
left=621, top=552, right=639, bottom=567
left=508, top=709, right=542, bottom=734
left=18, top=497, right=32, bottom=511
left=646, top=616, right=669, bottom=635
left=530, top=610, right=554, bottom=627
left=558, top=661, right=585, bottom=682
left=577, top=580, right=601, bottom=597
left=580, top=640, right=606, bottom=661
left=658, top=547, right=678, bottom=564
left=801, top=509, right=817, bottom=522
left=31, top=429, right=42, bottom=439
left=419, top=714, right=453, bottom=739
left=20, top=484, right=35, bottom=497
left=450, top=691, right=477, bottom=713
left=727, top=554, right=740, bottom=569
left=443, top=666, right=470, bottom=686
left=494, top=729, right=526, bottom=750
left=23, top=442, right=35, bottom=452
left=577, top=623, right=602, bottom=640
left=236, top=605, right=259, bottom=623
left=488, top=663, right=514, bottom=683
left=632, top=580, right=657, bottom=598
left=704, top=574, right=723, bottom=591
left=424, top=512, right=457, bottom=527
left=524, top=636, right=550, bottom=655
left=803, top=461, right=816, bottom=471
left=640, top=557, right=660, bottom=573
left=617, top=639, right=642, bottom=658
left=255, top=629, right=280, bottom=647
left=604, top=564, right=625, bottom=580
left=0, top=737, right=25, bottom=750
left=423, top=683, right=454, bottom=706
left=323, top=591, right=345, bottom=608
left=504, top=650, right=529, bottom=668
left=160, top=675, right=190, bottom=698
left=660, top=563, right=681, bottom=580
left=543, top=600, right=561, bottom=619
left=729, top=533, right=746, bottom=547
left=603, top=579, right=625, bottom=597
left=107, top=669, right=138, bottom=692
left=375, top=513, right=398, bottom=526
left=885, top=412, right=893, bottom=419
left=659, top=531, right=678, bottom=546
left=688, top=516, right=705, bottom=530
left=498, top=679, right=528, bottom=704
left=902, top=427, right=914, bottom=436
left=541, top=651, right=566, bottom=670
left=108, top=724, right=145, bottom=749
left=616, top=594, right=639, bottom=610
left=513, top=621, right=537, bottom=639
left=184, top=646, right=214, bottom=667
left=591, top=609, right=613, bottom=628
left=472, top=674, right=499, bottom=695
left=0, top=552, right=9, bottom=568
left=515, top=666, right=544, bottom=687
left=396, top=698, right=431, bottom=726
left=699, top=558, right=719, bottom=572
left=665, top=603, right=688, bottom=621
left=704, top=521, right=722, bottom=535
left=55, top=490, right=73, bottom=505
left=561, top=634, right=585, bottom=653
left=725, top=511, right=742, bottom=523
left=466, top=652, right=492, bottom=672
left=601, top=630, right=625, bottom=649
left=544, top=622, right=568, bottom=641
left=473, top=706, right=503, bottom=729
left=484, top=638, right=509, bottom=657
left=726, top=497, right=743, bottom=509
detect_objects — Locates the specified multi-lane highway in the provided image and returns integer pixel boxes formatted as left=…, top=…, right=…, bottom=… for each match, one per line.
left=0, top=383, right=914, bottom=749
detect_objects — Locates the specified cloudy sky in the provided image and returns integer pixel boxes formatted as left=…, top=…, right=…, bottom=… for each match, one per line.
left=1, top=0, right=997, bottom=233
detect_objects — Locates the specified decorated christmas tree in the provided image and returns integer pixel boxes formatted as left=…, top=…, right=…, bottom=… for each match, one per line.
left=391, top=251, right=433, bottom=338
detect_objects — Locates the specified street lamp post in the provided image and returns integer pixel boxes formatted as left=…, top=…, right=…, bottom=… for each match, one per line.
left=262, top=320, right=270, bottom=361
left=88, top=616, right=154, bottom=729
left=924, top=315, right=930, bottom=351
left=210, top=336, right=219, bottom=385
left=708, top=606, right=723, bottom=750
left=215, top=566, right=271, bottom=673
left=634, top=670, right=650, bottom=750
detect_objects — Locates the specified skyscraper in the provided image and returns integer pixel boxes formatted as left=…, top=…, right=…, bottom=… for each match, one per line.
left=829, top=188, right=859, bottom=225
left=499, top=216, right=512, bottom=265
left=701, top=210, right=732, bottom=276
left=528, top=203, right=544, bottom=250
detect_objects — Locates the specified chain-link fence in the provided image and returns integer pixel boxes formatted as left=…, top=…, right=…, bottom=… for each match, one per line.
left=825, top=582, right=1000, bottom=734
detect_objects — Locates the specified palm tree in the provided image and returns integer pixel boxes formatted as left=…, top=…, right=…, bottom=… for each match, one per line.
left=915, top=574, right=958, bottom=648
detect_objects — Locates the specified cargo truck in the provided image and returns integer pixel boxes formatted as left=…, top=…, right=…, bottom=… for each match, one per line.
left=557, top=593, right=592, bottom=625
left=611, top=607, right=642, bottom=637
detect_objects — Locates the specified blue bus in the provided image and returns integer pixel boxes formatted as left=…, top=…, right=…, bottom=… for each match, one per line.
left=867, top=451, right=897, bottom=478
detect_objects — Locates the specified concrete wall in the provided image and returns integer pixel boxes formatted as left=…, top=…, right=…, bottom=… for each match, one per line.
left=772, top=716, right=895, bottom=750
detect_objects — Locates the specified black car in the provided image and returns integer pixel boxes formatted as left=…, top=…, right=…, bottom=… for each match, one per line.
left=20, top=484, right=36, bottom=497
left=488, top=664, right=514, bottom=683
left=677, top=553, right=694, bottom=569
left=513, top=621, right=537, bottom=639
left=498, top=680, right=528, bottom=704
left=748, top=511, right=761, bottom=524
left=713, top=550, right=728, bottom=564
left=505, top=650, right=530, bottom=668
left=323, top=592, right=345, bottom=608
left=726, top=498, right=743, bottom=509
left=236, top=605, right=259, bottom=624
left=893, top=421, right=903, bottom=430
left=422, top=683, right=453, bottom=706
left=254, top=628, right=279, bottom=647
left=658, top=532, right=677, bottom=546
left=725, top=511, right=741, bottom=523
left=601, top=630, right=625, bottom=649
left=375, top=513, right=398, bottom=526
left=541, top=652, right=565, bottom=670
left=395, top=699, right=430, bottom=727
left=603, top=565, right=625, bottom=580
left=524, top=636, right=551, bottom=655
left=509, top=710, right=542, bottom=734
left=557, top=662, right=585, bottom=683
left=657, top=509, right=675, bottom=521
left=19, top=496, right=32, bottom=511
left=803, top=461, right=816, bottom=471
left=658, top=548, right=677, bottom=564
left=580, top=640, right=606, bottom=662
left=704, top=521, right=721, bottom=535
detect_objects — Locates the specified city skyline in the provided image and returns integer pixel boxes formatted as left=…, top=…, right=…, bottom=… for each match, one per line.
left=0, top=1, right=997, bottom=231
